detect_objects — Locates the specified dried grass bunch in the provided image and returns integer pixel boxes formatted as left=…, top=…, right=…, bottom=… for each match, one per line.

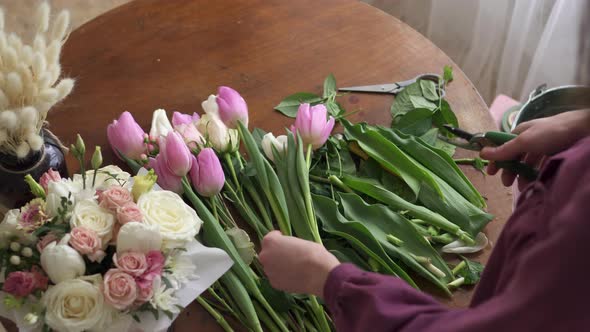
left=0, top=2, right=74, bottom=158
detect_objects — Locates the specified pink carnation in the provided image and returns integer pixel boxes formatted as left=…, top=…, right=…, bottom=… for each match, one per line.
left=116, top=202, right=143, bottom=225
left=137, top=250, right=165, bottom=288
left=31, top=266, right=48, bottom=291
left=2, top=272, right=37, bottom=297
left=69, top=227, right=105, bottom=262
left=39, top=169, right=61, bottom=193
left=103, top=269, right=138, bottom=310
left=99, top=186, right=133, bottom=212
left=114, top=252, right=148, bottom=277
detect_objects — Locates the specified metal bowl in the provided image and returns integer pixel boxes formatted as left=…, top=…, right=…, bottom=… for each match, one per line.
left=512, top=85, right=590, bottom=130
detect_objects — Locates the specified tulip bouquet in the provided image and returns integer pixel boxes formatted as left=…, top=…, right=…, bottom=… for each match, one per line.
left=0, top=137, right=233, bottom=332
left=108, top=68, right=492, bottom=331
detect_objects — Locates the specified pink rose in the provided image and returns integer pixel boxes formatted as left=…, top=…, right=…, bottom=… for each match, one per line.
left=103, top=269, right=138, bottom=310
left=31, top=266, right=48, bottom=291
left=99, top=187, right=133, bottom=212
left=2, top=272, right=37, bottom=297
left=39, top=169, right=61, bottom=193
left=37, top=233, right=58, bottom=253
left=116, top=202, right=143, bottom=225
left=135, top=279, right=154, bottom=304
left=69, top=227, right=105, bottom=262
left=114, top=252, right=148, bottom=277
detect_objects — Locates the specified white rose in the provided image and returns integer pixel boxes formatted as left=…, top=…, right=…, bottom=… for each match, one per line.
left=0, top=209, right=36, bottom=246
left=40, top=235, right=86, bottom=284
left=116, top=222, right=162, bottom=255
left=197, top=113, right=239, bottom=153
left=42, top=279, right=106, bottom=332
left=150, top=108, right=173, bottom=138
left=70, top=199, right=115, bottom=248
left=261, top=133, right=288, bottom=162
left=137, top=190, right=202, bottom=249
left=72, top=165, right=131, bottom=190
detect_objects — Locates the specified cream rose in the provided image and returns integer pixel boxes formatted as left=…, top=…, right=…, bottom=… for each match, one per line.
left=70, top=200, right=115, bottom=249
left=42, top=279, right=106, bottom=332
left=137, top=191, right=202, bottom=249
left=73, top=165, right=131, bottom=190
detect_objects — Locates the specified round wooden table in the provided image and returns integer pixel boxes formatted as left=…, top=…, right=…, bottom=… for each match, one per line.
left=34, top=0, right=512, bottom=330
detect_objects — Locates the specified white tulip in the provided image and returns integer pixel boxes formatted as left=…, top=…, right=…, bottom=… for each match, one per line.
left=442, top=232, right=489, bottom=254
left=201, top=94, right=219, bottom=117
left=45, top=178, right=82, bottom=218
left=150, top=108, right=173, bottom=138
left=116, top=221, right=162, bottom=255
left=40, top=235, right=86, bottom=284
left=261, top=133, right=288, bottom=162
left=197, top=113, right=239, bottom=153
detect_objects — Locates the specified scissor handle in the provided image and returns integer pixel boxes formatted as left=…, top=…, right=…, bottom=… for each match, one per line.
left=484, top=131, right=517, bottom=145
left=482, top=131, right=538, bottom=181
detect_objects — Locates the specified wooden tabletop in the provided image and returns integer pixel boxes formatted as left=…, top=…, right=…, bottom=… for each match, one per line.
left=20, top=0, right=512, bottom=330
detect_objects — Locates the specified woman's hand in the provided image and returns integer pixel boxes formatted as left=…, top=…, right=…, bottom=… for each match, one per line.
left=259, top=231, right=340, bottom=298
left=481, top=110, right=590, bottom=189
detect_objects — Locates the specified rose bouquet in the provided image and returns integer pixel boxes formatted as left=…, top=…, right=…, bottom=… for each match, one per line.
left=0, top=140, right=232, bottom=332
left=108, top=68, right=493, bottom=331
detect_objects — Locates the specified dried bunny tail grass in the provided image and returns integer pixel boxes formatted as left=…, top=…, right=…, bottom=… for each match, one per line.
left=48, top=64, right=61, bottom=86
left=0, top=90, right=8, bottom=109
left=7, top=33, right=23, bottom=54
left=38, top=88, right=58, bottom=104
left=50, top=10, right=70, bottom=42
left=0, top=8, right=4, bottom=31
left=0, top=129, right=7, bottom=144
left=37, top=72, right=52, bottom=90
left=21, top=45, right=34, bottom=66
left=15, top=141, right=30, bottom=158
left=36, top=2, right=51, bottom=33
left=44, top=40, right=61, bottom=66
left=27, top=132, right=43, bottom=151
left=19, top=106, right=38, bottom=126
left=4, top=47, right=18, bottom=70
left=33, top=35, right=46, bottom=53
left=55, top=78, right=74, bottom=100
left=0, top=110, right=18, bottom=130
left=32, top=53, right=47, bottom=77
left=5, top=72, right=23, bottom=102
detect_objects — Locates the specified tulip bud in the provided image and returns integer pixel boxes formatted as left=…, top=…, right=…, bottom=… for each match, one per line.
left=216, top=86, right=249, bottom=129
left=190, top=148, right=225, bottom=197
left=24, top=313, right=38, bottom=325
left=40, top=235, right=86, bottom=284
left=91, top=146, right=103, bottom=170
left=197, top=114, right=239, bottom=153
left=172, top=111, right=200, bottom=127
left=132, top=169, right=158, bottom=202
left=161, top=131, right=192, bottom=176
left=292, top=103, right=335, bottom=150
left=148, top=156, right=183, bottom=194
left=261, top=133, right=288, bottom=162
left=107, top=112, right=147, bottom=160
left=9, top=255, right=20, bottom=265
left=24, top=174, right=46, bottom=199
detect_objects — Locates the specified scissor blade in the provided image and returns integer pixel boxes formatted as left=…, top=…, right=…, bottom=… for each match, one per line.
left=338, top=83, right=400, bottom=94
left=442, top=125, right=475, bottom=141
left=438, top=135, right=482, bottom=151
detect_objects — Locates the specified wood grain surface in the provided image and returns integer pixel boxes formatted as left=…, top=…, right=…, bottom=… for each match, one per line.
left=5, top=0, right=513, bottom=331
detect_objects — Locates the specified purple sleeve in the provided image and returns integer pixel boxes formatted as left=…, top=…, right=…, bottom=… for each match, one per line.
left=323, top=170, right=590, bottom=332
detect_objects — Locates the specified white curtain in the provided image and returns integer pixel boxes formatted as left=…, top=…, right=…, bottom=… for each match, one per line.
left=363, top=0, right=585, bottom=104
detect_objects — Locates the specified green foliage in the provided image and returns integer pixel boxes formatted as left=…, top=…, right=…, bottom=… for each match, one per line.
left=274, top=92, right=323, bottom=118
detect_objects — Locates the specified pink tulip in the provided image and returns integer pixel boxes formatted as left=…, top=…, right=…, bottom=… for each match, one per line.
left=107, top=112, right=147, bottom=160
left=216, top=86, right=249, bottom=129
left=161, top=131, right=193, bottom=176
left=292, top=103, right=335, bottom=150
left=189, top=148, right=225, bottom=197
left=175, top=123, right=204, bottom=150
left=172, top=111, right=200, bottom=127
left=39, top=168, right=61, bottom=193
left=148, top=156, right=183, bottom=194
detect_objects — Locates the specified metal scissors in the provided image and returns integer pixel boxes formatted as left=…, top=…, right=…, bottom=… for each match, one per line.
left=442, top=125, right=539, bottom=181
left=338, top=73, right=445, bottom=97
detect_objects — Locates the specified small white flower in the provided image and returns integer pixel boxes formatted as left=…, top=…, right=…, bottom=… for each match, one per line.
left=21, top=247, right=33, bottom=257
left=9, top=255, right=20, bottom=265
left=164, top=251, right=198, bottom=289
left=24, top=312, right=38, bottom=325
left=9, top=241, right=21, bottom=252
left=150, top=276, right=181, bottom=314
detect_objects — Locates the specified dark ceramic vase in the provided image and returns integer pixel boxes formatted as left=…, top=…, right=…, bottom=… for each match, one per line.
left=0, top=129, right=68, bottom=208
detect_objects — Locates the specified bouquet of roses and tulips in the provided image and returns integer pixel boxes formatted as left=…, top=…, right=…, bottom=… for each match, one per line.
left=0, top=138, right=232, bottom=332
left=109, top=68, right=494, bottom=332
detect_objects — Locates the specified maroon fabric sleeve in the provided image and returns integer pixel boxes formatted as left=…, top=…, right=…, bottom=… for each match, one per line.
left=323, top=164, right=590, bottom=332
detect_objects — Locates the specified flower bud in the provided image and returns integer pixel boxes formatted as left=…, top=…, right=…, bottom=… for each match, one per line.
left=261, top=133, right=288, bottom=162
left=132, top=169, right=158, bottom=201
left=216, top=86, right=249, bottom=129
left=162, top=131, right=192, bottom=177
left=91, top=146, right=103, bottom=170
left=21, top=247, right=33, bottom=257
left=10, top=255, right=20, bottom=265
left=10, top=242, right=21, bottom=252
left=292, top=103, right=335, bottom=150
left=24, top=174, right=46, bottom=199
left=24, top=312, right=38, bottom=325
left=190, top=148, right=225, bottom=197
left=107, top=112, right=147, bottom=160
left=75, top=134, right=86, bottom=156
